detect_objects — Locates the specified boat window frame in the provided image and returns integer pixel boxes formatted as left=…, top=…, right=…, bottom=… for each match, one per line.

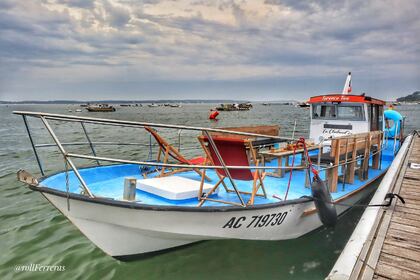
left=311, top=102, right=366, bottom=121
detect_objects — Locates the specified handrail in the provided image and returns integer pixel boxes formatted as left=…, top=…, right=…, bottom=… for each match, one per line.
left=66, top=153, right=308, bottom=170
left=40, top=116, right=94, bottom=197
left=35, top=141, right=158, bottom=148
left=13, top=111, right=294, bottom=141
left=17, top=110, right=393, bottom=205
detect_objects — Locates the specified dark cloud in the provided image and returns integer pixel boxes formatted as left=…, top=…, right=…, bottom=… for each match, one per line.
left=0, top=0, right=419, bottom=101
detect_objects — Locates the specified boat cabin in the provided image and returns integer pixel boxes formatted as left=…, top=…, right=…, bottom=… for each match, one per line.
left=308, top=94, right=385, bottom=144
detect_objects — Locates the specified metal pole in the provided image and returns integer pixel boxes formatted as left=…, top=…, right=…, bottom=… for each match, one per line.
left=393, top=121, right=398, bottom=155
left=22, top=115, right=45, bottom=176
left=291, top=120, right=297, bottom=140
left=80, top=122, right=100, bottom=166
left=40, top=117, right=94, bottom=198
left=379, top=132, right=383, bottom=170
left=178, top=129, right=182, bottom=151
left=203, top=130, right=246, bottom=207
left=341, top=138, right=349, bottom=191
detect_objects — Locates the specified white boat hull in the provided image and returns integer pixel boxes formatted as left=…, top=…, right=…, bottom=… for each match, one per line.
left=42, top=181, right=378, bottom=258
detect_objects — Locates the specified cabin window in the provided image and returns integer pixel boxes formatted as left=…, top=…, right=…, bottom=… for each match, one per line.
left=312, top=103, right=364, bottom=120
left=337, top=105, right=364, bottom=120
left=312, top=105, right=336, bottom=119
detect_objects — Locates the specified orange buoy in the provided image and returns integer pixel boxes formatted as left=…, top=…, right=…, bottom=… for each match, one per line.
left=209, top=110, right=219, bottom=120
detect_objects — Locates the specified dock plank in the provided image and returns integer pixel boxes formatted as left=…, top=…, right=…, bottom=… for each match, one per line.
left=391, top=215, right=420, bottom=228
left=392, top=211, right=420, bottom=222
left=394, top=205, right=420, bottom=215
left=389, top=222, right=420, bottom=235
left=381, top=243, right=420, bottom=262
left=375, top=261, right=420, bottom=280
left=387, top=228, right=420, bottom=246
left=379, top=252, right=420, bottom=276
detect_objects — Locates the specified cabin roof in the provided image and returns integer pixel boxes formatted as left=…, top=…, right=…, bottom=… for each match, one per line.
left=308, top=94, right=385, bottom=105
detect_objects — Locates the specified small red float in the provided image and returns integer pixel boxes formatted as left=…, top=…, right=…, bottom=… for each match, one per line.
left=209, top=110, right=219, bottom=120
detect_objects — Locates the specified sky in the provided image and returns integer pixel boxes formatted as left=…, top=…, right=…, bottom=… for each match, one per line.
left=0, top=0, right=419, bottom=101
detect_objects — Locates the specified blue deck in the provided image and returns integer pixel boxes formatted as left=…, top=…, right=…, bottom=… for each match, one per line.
left=41, top=140, right=399, bottom=207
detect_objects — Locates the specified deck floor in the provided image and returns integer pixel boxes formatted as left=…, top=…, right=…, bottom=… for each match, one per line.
left=348, top=135, right=420, bottom=280
left=41, top=140, right=397, bottom=207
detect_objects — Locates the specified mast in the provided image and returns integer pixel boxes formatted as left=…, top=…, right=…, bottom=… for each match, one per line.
left=342, top=72, right=352, bottom=95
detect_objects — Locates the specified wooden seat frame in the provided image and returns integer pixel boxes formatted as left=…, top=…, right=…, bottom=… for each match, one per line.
left=197, top=136, right=267, bottom=206
left=326, top=131, right=383, bottom=192
left=144, top=126, right=209, bottom=180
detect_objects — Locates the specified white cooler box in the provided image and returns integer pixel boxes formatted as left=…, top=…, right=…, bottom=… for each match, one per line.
left=136, top=176, right=216, bottom=200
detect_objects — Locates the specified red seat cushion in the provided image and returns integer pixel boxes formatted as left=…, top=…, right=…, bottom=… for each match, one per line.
left=187, top=156, right=206, bottom=165
left=204, top=137, right=254, bottom=180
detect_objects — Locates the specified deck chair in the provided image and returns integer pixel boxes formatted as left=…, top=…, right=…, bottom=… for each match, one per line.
left=144, top=126, right=209, bottom=180
left=197, top=136, right=267, bottom=206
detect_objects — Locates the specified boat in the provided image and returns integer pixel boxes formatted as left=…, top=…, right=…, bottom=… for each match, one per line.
left=148, top=103, right=159, bottom=107
left=296, top=102, right=310, bottom=108
left=216, top=103, right=252, bottom=111
left=14, top=74, right=406, bottom=259
left=75, top=109, right=82, bottom=112
left=86, top=104, right=116, bottom=112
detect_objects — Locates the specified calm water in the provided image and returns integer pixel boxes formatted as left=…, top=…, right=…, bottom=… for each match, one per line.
left=0, top=103, right=419, bottom=280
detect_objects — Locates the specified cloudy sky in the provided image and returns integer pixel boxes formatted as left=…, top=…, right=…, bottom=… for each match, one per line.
left=0, top=0, right=419, bottom=101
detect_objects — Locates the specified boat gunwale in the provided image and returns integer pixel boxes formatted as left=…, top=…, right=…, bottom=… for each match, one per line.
left=31, top=184, right=312, bottom=212
left=33, top=155, right=389, bottom=213
left=35, top=163, right=312, bottom=212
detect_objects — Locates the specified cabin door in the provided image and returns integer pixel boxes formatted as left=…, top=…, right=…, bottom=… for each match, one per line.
left=369, top=104, right=383, bottom=131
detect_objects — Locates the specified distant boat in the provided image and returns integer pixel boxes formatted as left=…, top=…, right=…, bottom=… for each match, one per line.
left=86, top=104, right=116, bottom=112
left=148, top=103, right=159, bottom=107
left=68, top=109, right=72, bottom=112
left=297, top=102, right=310, bottom=108
left=169, top=104, right=181, bottom=108
left=216, top=103, right=252, bottom=111
left=75, top=109, right=82, bottom=112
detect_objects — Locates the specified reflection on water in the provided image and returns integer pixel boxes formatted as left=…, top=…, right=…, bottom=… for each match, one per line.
left=0, top=103, right=418, bottom=279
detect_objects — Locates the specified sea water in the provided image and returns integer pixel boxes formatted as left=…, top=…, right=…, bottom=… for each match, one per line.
left=0, top=103, right=419, bottom=280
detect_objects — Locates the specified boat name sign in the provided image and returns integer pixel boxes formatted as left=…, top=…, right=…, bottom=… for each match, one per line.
left=222, top=212, right=288, bottom=229
left=322, top=128, right=352, bottom=136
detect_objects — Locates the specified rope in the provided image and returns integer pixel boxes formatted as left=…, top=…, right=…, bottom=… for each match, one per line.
left=284, top=137, right=318, bottom=200
left=302, top=193, right=405, bottom=208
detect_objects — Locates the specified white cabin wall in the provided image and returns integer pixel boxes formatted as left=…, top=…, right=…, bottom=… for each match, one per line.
left=309, top=104, right=370, bottom=144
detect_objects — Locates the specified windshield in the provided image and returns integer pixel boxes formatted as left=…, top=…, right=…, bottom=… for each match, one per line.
left=312, top=103, right=365, bottom=120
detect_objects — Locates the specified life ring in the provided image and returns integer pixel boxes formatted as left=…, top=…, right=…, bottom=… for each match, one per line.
left=384, top=109, right=403, bottom=138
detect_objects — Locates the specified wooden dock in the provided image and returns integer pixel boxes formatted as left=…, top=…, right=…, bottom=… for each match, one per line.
left=328, top=133, right=420, bottom=280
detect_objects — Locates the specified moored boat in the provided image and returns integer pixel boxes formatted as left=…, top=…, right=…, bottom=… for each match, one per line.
left=216, top=103, right=252, bottom=111
left=14, top=74, right=406, bottom=258
left=86, top=104, right=116, bottom=112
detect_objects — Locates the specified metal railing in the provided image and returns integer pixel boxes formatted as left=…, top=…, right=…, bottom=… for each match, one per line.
left=14, top=111, right=393, bottom=207
left=14, top=111, right=301, bottom=207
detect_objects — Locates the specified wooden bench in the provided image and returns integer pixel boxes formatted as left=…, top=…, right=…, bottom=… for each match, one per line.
left=313, top=131, right=383, bottom=192
left=207, top=125, right=279, bottom=140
